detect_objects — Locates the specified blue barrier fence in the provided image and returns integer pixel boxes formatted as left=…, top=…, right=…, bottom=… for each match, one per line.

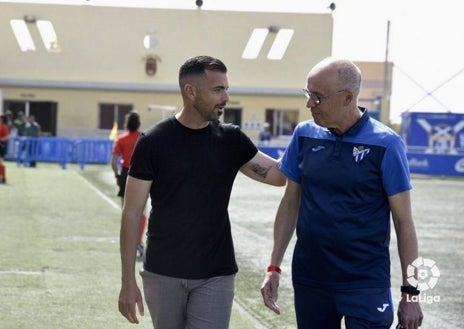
left=4, top=137, right=287, bottom=169
left=74, top=138, right=115, bottom=169
left=5, top=137, right=114, bottom=169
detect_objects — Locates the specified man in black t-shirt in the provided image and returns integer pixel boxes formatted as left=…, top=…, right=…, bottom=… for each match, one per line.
left=118, top=56, right=286, bottom=329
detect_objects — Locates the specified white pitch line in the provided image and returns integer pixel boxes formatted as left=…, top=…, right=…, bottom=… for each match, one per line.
left=234, top=298, right=268, bottom=329
left=0, top=270, right=42, bottom=275
left=74, top=170, right=268, bottom=328
left=74, top=171, right=120, bottom=209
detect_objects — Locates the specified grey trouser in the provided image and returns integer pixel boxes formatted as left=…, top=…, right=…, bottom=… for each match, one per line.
left=140, top=269, right=235, bottom=329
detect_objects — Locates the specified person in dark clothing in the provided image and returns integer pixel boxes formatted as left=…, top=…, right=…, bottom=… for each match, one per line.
left=24, top=115, right=41, bottom=167
left=118, top=55, right=286, bottom=329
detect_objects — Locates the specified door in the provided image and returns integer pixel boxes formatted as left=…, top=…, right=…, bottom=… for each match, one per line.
left=224, top=107, right=242, bottom=127
left=3, top=100, right=58, bottom=136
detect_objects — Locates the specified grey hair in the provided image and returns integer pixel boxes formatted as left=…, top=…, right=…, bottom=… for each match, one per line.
left=336, top=60, right=362, bottom=98
left=314, top=57, right=362, bottom=98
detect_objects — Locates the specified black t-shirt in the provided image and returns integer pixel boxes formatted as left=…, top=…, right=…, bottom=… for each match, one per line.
left=129, top=117, right=258, bottom=279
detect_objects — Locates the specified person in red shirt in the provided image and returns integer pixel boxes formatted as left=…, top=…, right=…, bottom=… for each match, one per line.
left=111, top=111, right=146, bottom=257
left=0, top=114, right=10, bottom=183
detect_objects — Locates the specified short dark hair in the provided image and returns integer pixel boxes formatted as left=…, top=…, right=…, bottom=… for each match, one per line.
left=125, top=111, right=141, bottom=132
left=178, top=55, right=227, bottom=89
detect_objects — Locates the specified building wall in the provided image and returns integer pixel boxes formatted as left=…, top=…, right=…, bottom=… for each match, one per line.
left=2, top=85, right=311, bottom=141
left=0, top=4, right=333, bottom=87
left=0, top=3, right=391, bottom=141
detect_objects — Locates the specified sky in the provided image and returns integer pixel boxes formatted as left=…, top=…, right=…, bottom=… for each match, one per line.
left=4, top=0, right=464, bottom=122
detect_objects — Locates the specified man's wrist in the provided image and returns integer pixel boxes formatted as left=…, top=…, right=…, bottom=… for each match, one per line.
left=267, top=265, right=282, bottom=274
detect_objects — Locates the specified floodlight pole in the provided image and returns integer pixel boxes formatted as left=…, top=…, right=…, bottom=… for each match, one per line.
left=381, top=20, right=391, bottom=125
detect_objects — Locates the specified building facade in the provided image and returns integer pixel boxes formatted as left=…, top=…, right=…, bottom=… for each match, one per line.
left=0, top=3, right=392, bottom=143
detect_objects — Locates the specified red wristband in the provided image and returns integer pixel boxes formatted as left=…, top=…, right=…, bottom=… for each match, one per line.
left=267, top=265, right=282, bottom=274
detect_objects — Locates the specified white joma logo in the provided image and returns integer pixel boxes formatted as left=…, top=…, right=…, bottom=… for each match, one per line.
left=377, top=303, right=390, bottom=312
left=311, top=146, right=325, bottom=152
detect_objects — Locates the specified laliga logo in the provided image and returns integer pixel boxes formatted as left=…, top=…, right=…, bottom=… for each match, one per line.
left=407, top=257, right=440, bottom=290
left=406, top=257, right=441, bottom=304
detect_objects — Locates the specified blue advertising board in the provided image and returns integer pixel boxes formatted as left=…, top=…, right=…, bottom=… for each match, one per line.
left=400, top=112, right=464, bottom=176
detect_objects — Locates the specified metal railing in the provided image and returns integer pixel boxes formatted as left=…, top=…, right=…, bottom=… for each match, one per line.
left=5, top=137, right=114, bottom=169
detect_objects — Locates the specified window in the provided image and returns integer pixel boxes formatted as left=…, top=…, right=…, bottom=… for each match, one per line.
left=242, top=27, right=294, bottom=60
left=242, top=28, right=268, bottom=59
left=223, top=108, right=242, bottom=126
left=267, top=29, right=294, bottom=60
left=10, top=19, right=61, bottom=52
left=99, top=103, right=133, bottom=130
left=10, top=19, right=36, bottom=52
left=37, top=20, right=61, bottom=52
left=265, top=109, right=299, bottom=137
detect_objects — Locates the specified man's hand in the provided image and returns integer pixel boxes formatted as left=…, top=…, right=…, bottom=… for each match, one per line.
left=260, top=271, right=281, bottom=314
left=397, top=294, right=423, bottom=329
left=118, top=282, right=144, bottom=324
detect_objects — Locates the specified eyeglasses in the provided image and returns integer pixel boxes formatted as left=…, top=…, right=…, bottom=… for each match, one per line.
left=302, top=89, right=348, bottom=105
